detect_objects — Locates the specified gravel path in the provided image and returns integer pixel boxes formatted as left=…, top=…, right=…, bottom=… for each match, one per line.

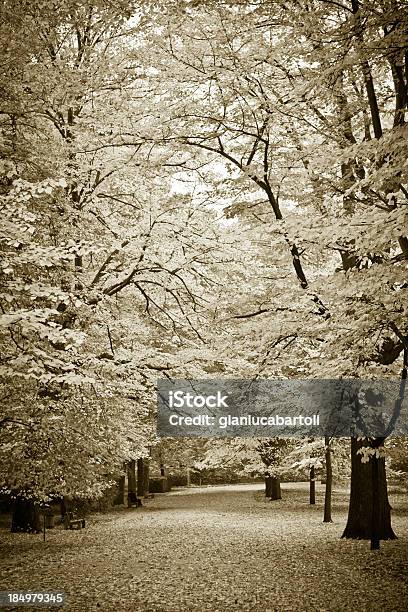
left=1, top=483, right=407, bottom=611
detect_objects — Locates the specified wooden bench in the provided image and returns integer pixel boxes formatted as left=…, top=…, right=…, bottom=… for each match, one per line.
left=64, top=511, right=85, bottom=530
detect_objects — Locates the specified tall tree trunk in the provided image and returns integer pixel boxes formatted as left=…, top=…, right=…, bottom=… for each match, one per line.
left=265, top=475, right=272, bottom=497
left=142, top=457, right=150, bottom=497
left=11, top=498, right=42, bottom=533
left=137, top=457, right=145, bottom=497
left=137, top=457, right=150, bottom=497
left=272, top=477, right=281, bottom=500
left=351, top=0, right=383, bottom=140
left=371, top=450, right=381, bottom=550
left=127, top=459, right=136, bottom=507
left=342, top=438, right=395, bottom=541
left=266, top=476, right=281, bottom=499
left=309, top=466, right=316, bottom=505
left=114, top=475, right=125, bottom=505
left=323, top=437, right=333, bottom=523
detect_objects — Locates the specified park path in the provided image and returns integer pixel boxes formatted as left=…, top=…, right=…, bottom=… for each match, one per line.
left=1, top=483, right=408, bottom=612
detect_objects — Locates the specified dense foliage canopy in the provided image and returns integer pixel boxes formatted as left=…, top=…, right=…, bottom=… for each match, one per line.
left=1, top=0, right=407, bottom=504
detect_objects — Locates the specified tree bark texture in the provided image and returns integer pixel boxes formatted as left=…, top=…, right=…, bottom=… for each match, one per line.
left=309, top=466, right=316, bottom=505
left=266, top=476, right=281, bottom=500
left=342, top=438, right=396, bottom=541
left=127, top=460, right=137, bottom=507
left=323, top=437, right=333, bottom=523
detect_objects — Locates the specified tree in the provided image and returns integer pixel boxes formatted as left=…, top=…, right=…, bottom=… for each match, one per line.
left=2, top=0, right=407, bottom=545
left=137, top=0, right=408, bottom=546
left=258, top=439, right=290, bottom=500
left=0, top=0, right=152, bottom=528
left=323, top=437, right=333, bottom=523
left=1, top=0, right=243, bottom=529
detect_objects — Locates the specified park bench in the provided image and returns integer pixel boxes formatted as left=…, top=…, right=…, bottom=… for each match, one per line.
left=64, top=511, right=85, bottom=530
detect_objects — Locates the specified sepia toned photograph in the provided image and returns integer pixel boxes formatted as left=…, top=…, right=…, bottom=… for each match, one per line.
left=1, top=1, right=408, bottom=610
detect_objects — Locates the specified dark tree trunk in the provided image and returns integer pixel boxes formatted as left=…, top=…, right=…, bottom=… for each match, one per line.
left=114, top=475, right=125, bottom=505
left=309, top=466, right=316, bottom=505
left=143, top=458, right=150, bottom=497
left=269, top=477, right=281, bottom=500
left=127, top=460, right=136, bottom=508
left=11, top=498, right=42, bottom=533
left=351, top=0, right=383, bottom=140
left=342, top=438, right=396, bottom=542
left=271, top=477, right=281, bottom=500
left=137, top=457, right=150, bottom=497
left=266, top=476, right=281, bottom=499
left=371, top=451, right=380, bottom=550
left=137, top=457, right=145, bottom=497
left=323, top=437, right=333, bottom=523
